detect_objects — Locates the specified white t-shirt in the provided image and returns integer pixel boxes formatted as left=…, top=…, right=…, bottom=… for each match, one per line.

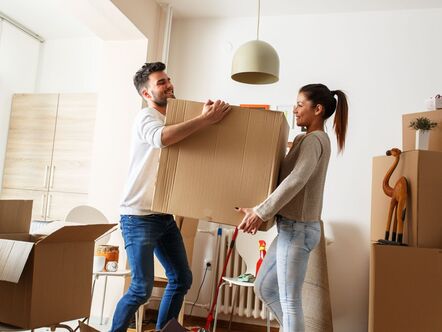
left=120, top=107, right=165, bottom=215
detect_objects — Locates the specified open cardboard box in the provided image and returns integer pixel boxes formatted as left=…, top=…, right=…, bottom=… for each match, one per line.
left=0, top=200, right=115, bottom=329
left=152, top=99, right=289, bottom=231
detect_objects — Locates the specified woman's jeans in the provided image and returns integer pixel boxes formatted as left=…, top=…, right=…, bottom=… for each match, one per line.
left=110, top=214, right=192, bottom=331
left=254, top=217, right=321, bottom=332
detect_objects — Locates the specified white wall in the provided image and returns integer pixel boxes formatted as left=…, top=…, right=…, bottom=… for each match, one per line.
left=86, top=39, right=148, bottom=322
left=35, top=37, right=102, bottom=93
left=0, top=20, right=40, bottom=187
left=167, top=8, right=442, bottom=332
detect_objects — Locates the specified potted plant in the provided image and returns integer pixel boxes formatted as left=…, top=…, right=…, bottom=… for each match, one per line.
left=409, top=117, right=438, bottom=150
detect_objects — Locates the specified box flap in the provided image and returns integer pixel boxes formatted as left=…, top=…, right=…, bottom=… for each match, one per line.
left=36, top=224, right=116, bottom=244
left=31, top=220, right=80, bottom=236
left=0, top=238, right=34, bottom=283
left=0, top=200, right=33, bottom=234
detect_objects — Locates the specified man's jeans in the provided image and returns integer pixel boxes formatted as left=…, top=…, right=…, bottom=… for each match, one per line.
left=110, top=214, right=192, bottom=331
left=254, top=217, right=321, bottom=332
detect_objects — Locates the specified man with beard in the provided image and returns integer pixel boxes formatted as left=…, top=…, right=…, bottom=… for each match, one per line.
left=111, top=62, right=231, bottom=331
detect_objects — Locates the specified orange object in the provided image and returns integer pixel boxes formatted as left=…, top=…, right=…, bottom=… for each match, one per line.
left=256, top=240, right=267, bottom=276
left=239, top=104, right=270, bottom=110
left=95, top=245, right=119, bottom=271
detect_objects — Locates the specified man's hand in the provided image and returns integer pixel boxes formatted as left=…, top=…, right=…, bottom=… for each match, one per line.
left=201, top=99, right=231, bottom=125
left=236, top=207, right=264, bottom=235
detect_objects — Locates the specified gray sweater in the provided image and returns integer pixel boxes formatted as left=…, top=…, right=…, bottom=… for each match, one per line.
left=254, top=131, right=331, bottom=222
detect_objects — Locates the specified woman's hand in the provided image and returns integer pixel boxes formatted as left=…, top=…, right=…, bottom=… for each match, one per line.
left=236, top=207, right=264, bottom=234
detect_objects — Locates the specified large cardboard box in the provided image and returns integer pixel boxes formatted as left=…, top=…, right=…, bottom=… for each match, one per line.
left=369, top=244, right=442, bottom=332
left=402, top=110, right=442, bottom=152
left=0, top=200, right=115, bottom=329
left=371, top=150, right=442, bottom=248
left=152, top=99, right=289, bottom=231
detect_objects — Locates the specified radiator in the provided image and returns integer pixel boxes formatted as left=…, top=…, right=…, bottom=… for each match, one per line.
left=214, top=228, right=270, bottom=320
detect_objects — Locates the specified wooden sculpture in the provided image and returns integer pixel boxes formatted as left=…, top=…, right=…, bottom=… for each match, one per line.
left=382, top=148, right=408, bottom=244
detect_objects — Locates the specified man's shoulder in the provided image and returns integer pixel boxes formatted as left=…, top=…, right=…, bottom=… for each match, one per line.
left=139, top=106, right=159, bottom=116
left=136, top=107, right=164, bottom=122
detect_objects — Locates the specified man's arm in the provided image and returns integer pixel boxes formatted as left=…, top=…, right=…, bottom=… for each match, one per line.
left=161, top=99, right=231, bottom=147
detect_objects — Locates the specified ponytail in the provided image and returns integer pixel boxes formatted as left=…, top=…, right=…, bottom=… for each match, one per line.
left=331, top=90, right=348, bottom=153
left=300, top=84, right=349, bottom=153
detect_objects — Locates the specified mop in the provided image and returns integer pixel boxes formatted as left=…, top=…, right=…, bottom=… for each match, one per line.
left=193, top=227, right=239, bottom=332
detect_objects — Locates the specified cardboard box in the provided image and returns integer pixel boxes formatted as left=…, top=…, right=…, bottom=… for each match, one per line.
left=0, top=200, right=115, bottom=329
left=152, top=99, right=289, bottom=231
left=79, top=321, right=99, bottom=332
left=403, top=110, right=442, bottom=152
left=369, top=244, right=442, bottom=332
left=371, top=150, right=442, bottom=248
left=176, top=217, right=198, bottom=264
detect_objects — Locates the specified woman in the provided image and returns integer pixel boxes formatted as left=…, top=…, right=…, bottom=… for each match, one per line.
left=236, top=83, right=348, bottom=332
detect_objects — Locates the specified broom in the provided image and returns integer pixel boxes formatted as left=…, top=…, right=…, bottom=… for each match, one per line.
left=200, top=227, right=239, bottom=331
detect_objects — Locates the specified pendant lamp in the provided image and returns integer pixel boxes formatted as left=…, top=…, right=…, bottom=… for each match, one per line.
left=231, top=0, right=280, bottom=84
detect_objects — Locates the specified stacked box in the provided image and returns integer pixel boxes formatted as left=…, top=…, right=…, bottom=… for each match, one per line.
left=369, top=110, right=442, bottom=331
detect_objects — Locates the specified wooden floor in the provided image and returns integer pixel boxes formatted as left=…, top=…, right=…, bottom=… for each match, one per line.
left=134, top=312, right=279, bottom=332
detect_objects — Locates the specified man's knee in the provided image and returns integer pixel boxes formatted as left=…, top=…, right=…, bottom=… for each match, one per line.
left=183, top=268, right=193, bottom=290
left=177, top=268, right=192, bottom=291
left=129, top=282, right=154, bottom=304
left=173, top=268, right=192, bottom=291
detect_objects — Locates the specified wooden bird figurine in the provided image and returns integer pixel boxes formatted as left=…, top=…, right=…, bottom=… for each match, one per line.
left=382, top=148, right=408, bottom=244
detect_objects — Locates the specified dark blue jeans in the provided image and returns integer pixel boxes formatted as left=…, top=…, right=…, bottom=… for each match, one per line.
left=110, top=214, right=192, bottom=331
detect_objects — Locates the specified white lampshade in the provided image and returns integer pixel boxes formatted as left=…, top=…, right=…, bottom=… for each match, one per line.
left=231, top=39, right=279, bottom=84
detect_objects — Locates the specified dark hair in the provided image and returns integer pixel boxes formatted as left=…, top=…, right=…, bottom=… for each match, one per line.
left=133, top=62, right=166, bottom=94
left=299, top=83, right=348, bottom=153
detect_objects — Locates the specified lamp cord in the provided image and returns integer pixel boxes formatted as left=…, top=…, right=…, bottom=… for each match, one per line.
left=257, top=0, right=261, bottom=40
left=256, top=0, right=261, bottom=40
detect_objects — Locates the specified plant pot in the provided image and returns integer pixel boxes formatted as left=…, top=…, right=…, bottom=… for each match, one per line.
left=415, top=129, right=430, bottom=150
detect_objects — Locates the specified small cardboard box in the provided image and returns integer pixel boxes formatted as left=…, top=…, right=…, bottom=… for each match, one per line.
left=0, top=200, right=115, bottom=329
left=152, top=99, right=289, bottom=231
left=402, top=110, right=442, bottom=152
left=371, top=150, right=442, bottom=248
left=369, top=244, right=442, bottom=332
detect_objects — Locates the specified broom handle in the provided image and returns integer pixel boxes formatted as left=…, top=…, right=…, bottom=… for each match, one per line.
left=205, top=227, right=239, bottom=330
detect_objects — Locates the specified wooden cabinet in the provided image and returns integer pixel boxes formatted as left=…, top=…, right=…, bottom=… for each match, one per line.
left=50, top=94, right=96, bottom=193
left=1, top=93, right=96, bottom=221
left=2, top=94, right=58, bottom=191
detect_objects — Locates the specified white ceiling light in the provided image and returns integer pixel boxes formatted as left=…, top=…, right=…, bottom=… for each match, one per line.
left=231, top=0, right=279, bottom=84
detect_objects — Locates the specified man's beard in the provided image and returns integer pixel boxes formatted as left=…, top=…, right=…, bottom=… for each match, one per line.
left=152, top=91, right=175, bottom=107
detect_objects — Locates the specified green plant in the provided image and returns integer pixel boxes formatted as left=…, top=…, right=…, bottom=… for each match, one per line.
left=409, top=117, right=438, bottom=130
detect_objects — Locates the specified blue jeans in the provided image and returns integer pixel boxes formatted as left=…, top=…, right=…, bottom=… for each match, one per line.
left=110, top=214, right=192, bottom=331
left=254, top=218, right=321, bottom=332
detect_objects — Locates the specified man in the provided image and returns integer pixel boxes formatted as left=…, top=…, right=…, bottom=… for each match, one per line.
left=111, top=62, right=231, bottom=331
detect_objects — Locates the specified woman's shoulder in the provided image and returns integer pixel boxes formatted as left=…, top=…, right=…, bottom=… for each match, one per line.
left=299, top=131, right=331, bottom=155
left=306, top=131, right=330, bottom=144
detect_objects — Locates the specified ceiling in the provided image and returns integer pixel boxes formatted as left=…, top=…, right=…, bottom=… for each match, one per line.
left=1, top=0, right=441, bottom=41
left=0, top=0, right=143, bottom=40
left=166, top=0, right=442, bottom=18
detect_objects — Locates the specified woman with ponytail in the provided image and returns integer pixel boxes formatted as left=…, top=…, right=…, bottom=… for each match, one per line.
left=236, top=84, right=348, bottom=331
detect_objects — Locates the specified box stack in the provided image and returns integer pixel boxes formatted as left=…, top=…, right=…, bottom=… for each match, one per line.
left=369, top=110, right=442, bottom=332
